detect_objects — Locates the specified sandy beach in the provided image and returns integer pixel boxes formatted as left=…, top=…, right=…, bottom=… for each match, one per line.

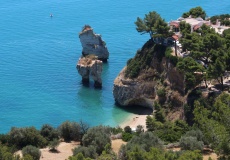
left=120, top=107, right=153, bottom=131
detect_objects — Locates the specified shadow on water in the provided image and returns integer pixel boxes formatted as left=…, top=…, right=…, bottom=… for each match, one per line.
left=115, top=103, right=153, bottom=115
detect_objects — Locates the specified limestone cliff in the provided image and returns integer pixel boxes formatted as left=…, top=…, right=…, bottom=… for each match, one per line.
left=113, top=40, right=185, bottom=115
left=76, top=56, right=103, bottom=88
left=79, top=25, right=109, bottom=61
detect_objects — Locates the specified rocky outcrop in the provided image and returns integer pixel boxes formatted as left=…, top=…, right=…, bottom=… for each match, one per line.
left=76, top=56, right=103, bottom=88
left=113, top=67, right=156, bottom=108
left=79, top=25, right=109, bottom=61
left=113, top=40, right=185, bottom=109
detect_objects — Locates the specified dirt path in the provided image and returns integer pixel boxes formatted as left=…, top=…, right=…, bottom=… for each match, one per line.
left=40, top=141, right=79, bottom=160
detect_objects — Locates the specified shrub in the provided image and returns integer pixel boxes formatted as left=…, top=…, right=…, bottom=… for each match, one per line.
left=155, top=109, right=166, bottom=123
left=48, top=139, right=60, bottom=151
left=136, top=125, right=144, bottom=134
left=122, top=133, right=133, bottom=142
left=179, top=136, right=204, bottom=151
left=157, top=88, right=166, bottom=97
left=72, top=145, right=97, bottom=159
left=40, top=124, right=59, bottom=141
left=58, top=121, right=81, bottom=142
left=22, top=154, right=34, bottom=160
left=22, top=145, right=41, bottom=160
left=124, top=126, right=132, bottom=133
left=111, top=126, right=123, bottom=135
left=0, top=134, right=10, bottom=145
left=126, top=132, right=163, bottom=152
left=82, top=126, right=111, bottom=154
left=8, top=127, right=47, bottom=149
left=184, top=130, right=206, bottom=143
left=178, top=150, right=203, bottom=160
left=165, top=47, right=179, bottom=65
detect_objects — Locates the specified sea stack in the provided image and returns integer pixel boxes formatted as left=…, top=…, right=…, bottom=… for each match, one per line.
left=77, top=25, right=109, bottom=88
left=76, top=56, right=103, bottom=88
left=79, top=25, right=109, bottom=62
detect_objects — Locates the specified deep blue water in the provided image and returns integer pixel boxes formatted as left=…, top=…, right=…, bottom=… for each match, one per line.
left=0, top=0, right=229, bottom=133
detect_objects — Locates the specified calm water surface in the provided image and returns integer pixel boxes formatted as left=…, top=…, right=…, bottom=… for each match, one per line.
left=0, top=0, right=229, bottom=133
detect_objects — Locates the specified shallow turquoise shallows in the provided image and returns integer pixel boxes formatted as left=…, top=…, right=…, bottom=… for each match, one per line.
left=0, top=0, right=229, bottom=133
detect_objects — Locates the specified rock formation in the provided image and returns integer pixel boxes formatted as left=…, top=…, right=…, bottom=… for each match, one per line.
left=76, top=56, right=103, bottom=88
left=113, top=40, right=185, bottom=111
left=79, top=25, right=109, bottom=61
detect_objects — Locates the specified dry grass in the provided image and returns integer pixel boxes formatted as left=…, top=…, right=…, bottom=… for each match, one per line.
left=111, top=139, right=127, bottom=154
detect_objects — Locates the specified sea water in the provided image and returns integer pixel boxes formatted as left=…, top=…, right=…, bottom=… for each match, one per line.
left=0, top=0, right=229, bottom=133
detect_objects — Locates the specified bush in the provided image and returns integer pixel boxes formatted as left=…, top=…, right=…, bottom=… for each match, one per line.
left=178, top=150, right=203, bottom=160
left=126, top=132, right=163, bottom=152
left=22, top=145, right=41, bottom=160
left=0, top=144, right=19, bottom=160
left=184, top=130, right=206, bottom=143
left=8, top=127, right=47, bottom=149
left=48, top=139, right=60, bottom=151
left=122, top=133, right=133, bottom=142
left=40, top=124, right=59, bottom=141
left=72, top=145, right=97, bottom=159
left=82, top=126, right=111, bottom=154
left=124, top=126, right=132, bottom=133
left=179, top=136, right=204, bottom=151
left=58, top=121, right=81, bottom=142
left=0, top=134, right=10, bottom=145
left=111, top=126, right=123, bottom=135
left=157, top=88, right=166, bottom=97
left=136, top=125, right=144, bottom=134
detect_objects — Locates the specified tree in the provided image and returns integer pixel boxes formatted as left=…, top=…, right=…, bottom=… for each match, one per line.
left=135, top=11, right=170, bottom=38
left=72, top=145, right=97, bottom=159
left=82, top=126, right=111, bottom=154
left=58, top=121, right=81, bottom=142
left=8, top=127, right=47, bottom=149
left=179, top=23, right=229, bottom=90
left=178, top=150, right=203, bottom=160
left=177, top=57, right=203, bottom=90
left=179, top=136, right=204, bottom=151
left=126, top=132, right=163, bottom=152
left=22, top=145, right=41, bottom=160
left=48, top=139, right=60, bottom=151
left=124, top=126, right=132, bottom=133
left=40, top=124, right=58, bottom=141
left=182, top=6, right=206, bottom=19
left=0, top=144, right=19, bottom=160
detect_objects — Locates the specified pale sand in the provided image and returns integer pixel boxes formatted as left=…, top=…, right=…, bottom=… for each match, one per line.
left=120, top=108, right=153, bottom=131
left=111, top=139, right=127, bottom=154
left=40, top=141, right=79, bottom=160
left=15, top=141, right=79, bottom=160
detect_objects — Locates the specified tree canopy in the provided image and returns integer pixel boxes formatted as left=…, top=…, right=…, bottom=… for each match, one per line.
left=135, top=11, right=171, bottom=38
left=182, top=6, right=206, bottom=19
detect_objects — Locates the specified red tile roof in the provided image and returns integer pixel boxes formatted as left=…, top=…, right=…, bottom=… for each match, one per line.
left=170, top=22, right=179, bottom=28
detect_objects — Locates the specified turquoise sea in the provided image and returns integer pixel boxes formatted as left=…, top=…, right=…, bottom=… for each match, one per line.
left=0, top=0, right=229, bottom=133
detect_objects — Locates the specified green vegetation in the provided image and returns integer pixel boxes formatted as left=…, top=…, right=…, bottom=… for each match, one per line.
left=58, top=121, right=81, bottom=142
left=135, top=11, right=171, bottom=38
left=179, top=21, right=230, bottom=91
left=1, top=7, right=230, bottom=160
left=48, top=139, right=60, bottom=151
left=210, top=14, right=230, bottom=26
left=82, top=126, right=111, bottom=155
left=125, top=41, right=166, bottom=78
left=8, top=126, right=47, bottom=149
left=40, top=124, right=59, bottom=141
left=22, top=145, right=41, bottom=160
left=182, top=6, right=206, bottom=19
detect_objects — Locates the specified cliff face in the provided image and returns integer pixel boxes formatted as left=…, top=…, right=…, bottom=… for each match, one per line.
left=76, top=57, right=103, bottom=88
left=113, top=67, right=156, bottom=108
left=79, top=28, right=109, bottom=61
left=113, top=40, right=185, bottom=111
